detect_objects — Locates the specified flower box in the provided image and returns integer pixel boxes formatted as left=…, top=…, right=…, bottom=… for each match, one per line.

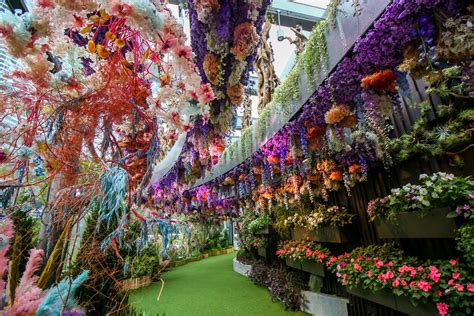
left=121, top=275, right=152, bottom=291
left=233, top=257, right=252, bottom=277
left=373, top=207, right=456, bottom=239
left=285, top=259, right=325, bottom=277
left=346, top=287, right=438, bottom=316
left=291, top=226, right=352, bottom=243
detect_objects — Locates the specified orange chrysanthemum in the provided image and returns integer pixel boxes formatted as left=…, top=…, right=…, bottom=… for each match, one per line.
left=329, top=171, right=343, bottom=181
left=324, top=104, right=350, bottom=124
left=341, top=114, right=357, bottom=128
left=227, top=82, right=244, bottom=106
left=230, top=23, right=258, bottom=61
left=348, top=164, right=362, bottom=174
left=203, top=53, right=220, bottom=85
left=361, top=69, right=398, bottom=92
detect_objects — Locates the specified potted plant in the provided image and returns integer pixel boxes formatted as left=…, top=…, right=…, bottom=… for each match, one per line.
left=367, top=173, right=473, bottom=239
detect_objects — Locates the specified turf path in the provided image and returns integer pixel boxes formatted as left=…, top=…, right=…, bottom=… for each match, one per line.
left=129, top=252, right=307, bottom=316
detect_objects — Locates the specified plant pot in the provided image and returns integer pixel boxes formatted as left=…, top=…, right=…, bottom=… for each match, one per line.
left=121, top=275, right=152, bottom=291
left=285, top=259, right=325, bottom=277
left=346, top=287, right=437, bottom=316
left=373, top=207, right=456, bottom=239
left=291, top=226, right=353, bottom=243
left=233, top=257, right=252, bottom=277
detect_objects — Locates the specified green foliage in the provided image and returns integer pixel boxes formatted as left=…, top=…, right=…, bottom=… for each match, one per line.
left=273, top=64, right=301, bottom=115
left=240, top=128, right=253, bottom=158
left=301, top=20, right=329, bottom=83
left=456, top=223, right=474, bottom=269
left=367, top=173, right=474, bottom=221
left=125, top=244, right=160, bottom=278
left=326, top=0, right=341, bottom=29
left=247, top=214, right=271, bottom=234
left=283, top=204, right=353, bottom=230
left=74, top=210, right=127, bottom=315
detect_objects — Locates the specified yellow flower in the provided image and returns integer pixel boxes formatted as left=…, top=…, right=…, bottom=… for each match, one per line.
left=99, top=9, right=110, bottom=20
left=115, top=38, right=125, bottom=48
left=80, top=26, right=92, bottom=34
left=37, top=142, right=48, bottom=153
left=89, top=15, right=100, bottom=24
left=105, top=31, right=115, bottom=41
left=87, top=40, right=96, bottom=53
left=96, top=45, right=110, bottom=58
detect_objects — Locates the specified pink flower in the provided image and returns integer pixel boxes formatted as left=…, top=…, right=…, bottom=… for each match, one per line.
left=161, top=33, right=178, bottom=52
left=417, top=266, right=425, bottom=271
left=436, top=302, right=448, bottom=316
left=392, top=278, right=400, bottom=287
left=401, top=280, right=408, bottom=286
left=410, top=281, right=416, bottom=288
left=452, top=272, right=460, bottom=280
left=448, top=279, right=455, bottom=286
left=417, top=281, right=432, bottom=292
left=354, top=263, right=362, bottom=271
left=176, top=45, right=192, bottom=59
left=386, top=261, right=394, bottom=268
left=306, top=249, right=312, bottom=257
left=367, top=271, right=374, bottom=278
left=454, top=284, right=464, bottom=292
left=342, top=273, right=348, bottom=285
left=467, top=284, right=474, bottom=292
left=436, top=290, right=442, bottom=297
left=340, top=261, right=347, bottom=268
left=375, top=261, right=384, bottom=269
left=449, top=260, right=457, bottom=266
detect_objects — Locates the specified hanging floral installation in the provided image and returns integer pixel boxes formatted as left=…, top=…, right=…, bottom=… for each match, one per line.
left=152, top=0, right=271, bottom=194
left=151, top=0, right=473, bottom=219
left=0, top=0, right=215, bottom=313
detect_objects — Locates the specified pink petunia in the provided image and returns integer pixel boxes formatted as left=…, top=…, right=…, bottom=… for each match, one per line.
left=467, top=284, right=474, bottom=292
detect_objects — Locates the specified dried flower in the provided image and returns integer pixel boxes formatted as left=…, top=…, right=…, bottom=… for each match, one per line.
left=230, top=23, right=258, bottom=61
left=324, top=104, right=350, bottom=124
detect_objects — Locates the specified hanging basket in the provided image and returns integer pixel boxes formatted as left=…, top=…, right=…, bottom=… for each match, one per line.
left=121, top=275, right=152, bottom=291
left=373, top=207, right=456, bottom=239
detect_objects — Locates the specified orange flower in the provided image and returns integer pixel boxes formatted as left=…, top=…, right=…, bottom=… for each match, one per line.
left=96, top=44, right=110, bottom=58
left=239, top=174, right=246, bottom=181
left=87, top=40, right=96, bottom=53
left=203, top=53, right=220, bottom=85
left=361, top=69, right=398, bottom=91
left=253, top=167, right=261, bottom=175
left=324, top=104, right=350, bottom=124
left=105, top=31, right=116, bottom=41
left=349, top=164, right=362, bottom=174
left=223, top=176, right=235, bottom=186
left=227, top=83, right=244, bottom=106
left=267, top=155, right=279, bottom=165
left=329, top=171, right=343, bottom=181
left=341, top=114, right=357, bottom=128
left=230, top=23, right=258, bottom=61
left=115, top=38, right=126, bottom=48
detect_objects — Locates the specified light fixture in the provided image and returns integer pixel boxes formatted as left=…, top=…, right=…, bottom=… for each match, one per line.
left=276, top=10, right=285, bottom=42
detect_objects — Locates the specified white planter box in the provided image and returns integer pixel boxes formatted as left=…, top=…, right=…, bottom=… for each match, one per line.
left=301, top=291, right=349, bottom=316
left=233, top=257, right=252, bottom=277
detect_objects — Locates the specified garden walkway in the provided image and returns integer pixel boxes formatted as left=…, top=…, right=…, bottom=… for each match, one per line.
left=129, top=252, right=307, bottom=316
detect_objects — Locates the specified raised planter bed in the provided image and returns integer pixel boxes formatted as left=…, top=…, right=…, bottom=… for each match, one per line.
left=347, top=287, right=438, bottom=316
left=301, top=290, right=349, bottom=316
left=233, top=257, right=252, bottom=277
left=285, top=259, right=325, bottom=277
left=291, top=226, right=353, bottom=243
left=121, top=275, right=152, bottom=291
left=373, top=208, right=456, bottom=239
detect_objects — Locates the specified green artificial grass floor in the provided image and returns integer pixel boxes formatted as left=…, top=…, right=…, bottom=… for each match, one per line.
left=129, top=252, right=308, bottom=316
